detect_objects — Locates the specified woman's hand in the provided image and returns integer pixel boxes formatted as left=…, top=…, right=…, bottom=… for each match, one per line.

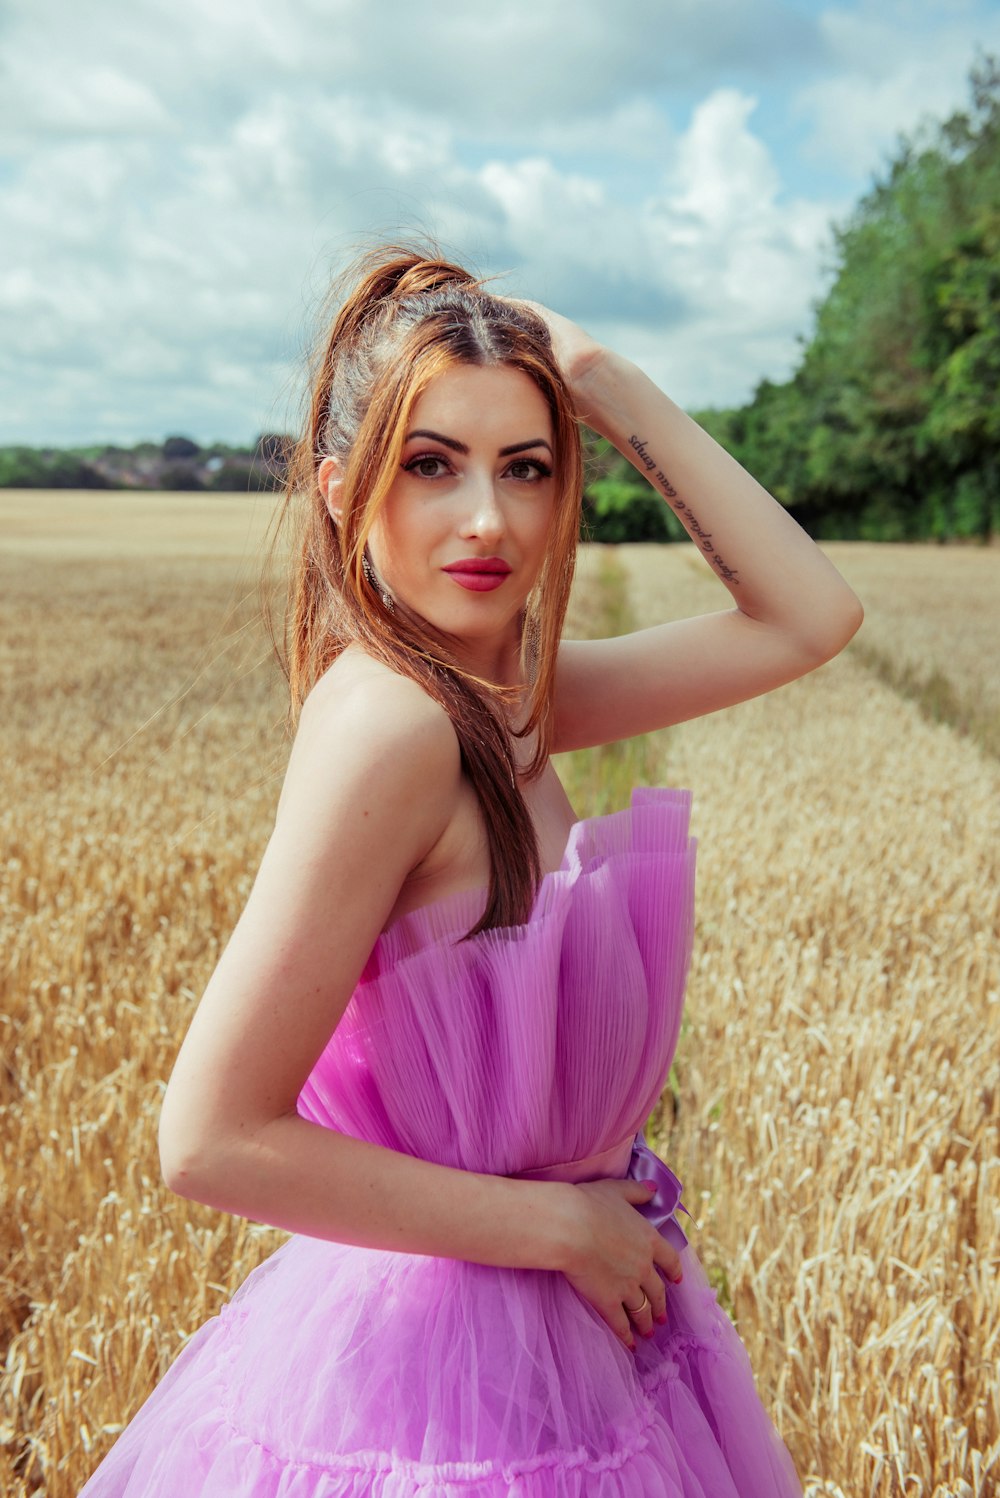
left=551, top=1176, right=683, bottom=1351
left=509, top=298, right=607, bottom=411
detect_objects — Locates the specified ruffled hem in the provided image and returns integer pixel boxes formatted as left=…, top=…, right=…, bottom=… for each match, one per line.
left=79, top=1247, right=800, bottom=1497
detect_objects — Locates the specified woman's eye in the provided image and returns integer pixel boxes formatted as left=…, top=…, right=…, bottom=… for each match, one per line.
left=405, top=455, right=450, bottom=479
left=506, top=458, right=552, bottom=482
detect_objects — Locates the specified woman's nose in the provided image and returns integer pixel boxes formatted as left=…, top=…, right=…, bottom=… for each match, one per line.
left=462, top=477, right=505, bottom=543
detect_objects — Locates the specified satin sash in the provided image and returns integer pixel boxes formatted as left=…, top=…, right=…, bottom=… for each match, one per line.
left=513, top=1130, right=689, bottom=1252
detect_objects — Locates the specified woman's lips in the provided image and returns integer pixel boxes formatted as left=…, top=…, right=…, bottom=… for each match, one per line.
left=443, top=560, right=511, bottom=593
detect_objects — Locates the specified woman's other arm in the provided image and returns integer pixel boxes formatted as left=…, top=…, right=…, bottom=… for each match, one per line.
left=158, top=663, right=562, bottom=1269
left=157, top=657, right=681, bottom=1347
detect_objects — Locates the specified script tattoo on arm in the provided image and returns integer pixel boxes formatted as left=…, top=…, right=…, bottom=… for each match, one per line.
left=628, top=435, right=741, bottom=585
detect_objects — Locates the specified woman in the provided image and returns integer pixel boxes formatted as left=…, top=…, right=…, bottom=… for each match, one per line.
left=80, top=246, right=862, bottom=1495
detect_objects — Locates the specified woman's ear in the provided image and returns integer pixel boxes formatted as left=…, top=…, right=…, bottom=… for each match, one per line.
left=317, top=456, right=344, bottom=525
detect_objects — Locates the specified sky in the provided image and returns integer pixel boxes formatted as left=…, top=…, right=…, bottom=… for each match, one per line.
left=2, top=0, right=999, bottom=447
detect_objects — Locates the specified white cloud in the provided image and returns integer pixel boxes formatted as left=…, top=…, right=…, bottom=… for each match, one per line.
left=526, top=98, right=676, bottom=164
left=0, top=0, right=822, bottom=145
left=668, top=90, right=781, bottom=230
left=627, top=89, right=837, bottom=406
left=0, top=74, right=838, bottom=440
left=2, top=63, right=170, bottom=138
left=798, top=3, right=1000, bottom=175
left=0, top=0, right=993, bottom=442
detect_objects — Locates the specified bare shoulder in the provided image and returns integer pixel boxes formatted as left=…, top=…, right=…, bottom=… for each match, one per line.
left=300, top=647, right=459, bottom=757
left=277, top=647, right=462, bottom=857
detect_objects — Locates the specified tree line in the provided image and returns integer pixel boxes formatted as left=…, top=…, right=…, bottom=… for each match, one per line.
left=0, top=435, right=287, bottom=493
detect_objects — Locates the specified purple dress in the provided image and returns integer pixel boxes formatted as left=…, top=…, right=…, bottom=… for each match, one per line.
left=80, top=788, right=801, bottom=1496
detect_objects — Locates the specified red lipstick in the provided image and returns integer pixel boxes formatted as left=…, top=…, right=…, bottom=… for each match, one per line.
left=442, top=558, right=511, bottom=593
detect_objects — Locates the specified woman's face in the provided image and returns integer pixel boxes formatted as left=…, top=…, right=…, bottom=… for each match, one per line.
left=368, top=362, right=557, bottom=677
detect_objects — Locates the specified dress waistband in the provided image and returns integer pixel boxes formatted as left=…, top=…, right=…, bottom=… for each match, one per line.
left=512, top=1134, right=636, bottom=1184
left=511, top=1130, right=690, bottom=1252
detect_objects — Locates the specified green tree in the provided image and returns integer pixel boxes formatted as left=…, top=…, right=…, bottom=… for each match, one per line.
left=698, top=55, right=1000, bottom=541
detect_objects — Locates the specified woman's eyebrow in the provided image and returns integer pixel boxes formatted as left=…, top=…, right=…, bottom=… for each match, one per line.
left=406, top=428, right=468, bottom=453
left=500, top=438, right=553, bottom=456
left=406, top=429, right=553, bottom=457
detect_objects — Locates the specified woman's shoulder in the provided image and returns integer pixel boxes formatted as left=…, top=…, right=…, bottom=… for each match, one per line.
left=281, top=648, right=462, bottom=824
left=303, top=647, right=458, bottom=752
left=289, top=649, right=487, bottom=928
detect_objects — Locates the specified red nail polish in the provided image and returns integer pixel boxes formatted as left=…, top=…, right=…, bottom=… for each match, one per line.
left=656, top=1312, right=668, bottom=1325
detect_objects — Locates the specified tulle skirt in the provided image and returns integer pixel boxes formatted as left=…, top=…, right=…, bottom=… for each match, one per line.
left=79, top=1229, right=801, bottom=1496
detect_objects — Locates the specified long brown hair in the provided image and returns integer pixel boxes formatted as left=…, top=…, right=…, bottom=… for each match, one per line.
left=275, top=242, right=583, bottom=934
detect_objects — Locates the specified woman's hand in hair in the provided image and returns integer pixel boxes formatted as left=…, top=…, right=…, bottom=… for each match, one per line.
left=507, top=298, right=607, bottom=411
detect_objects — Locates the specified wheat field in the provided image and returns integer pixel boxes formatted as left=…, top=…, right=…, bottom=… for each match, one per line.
left=0, top=493, right=997, bottom=1496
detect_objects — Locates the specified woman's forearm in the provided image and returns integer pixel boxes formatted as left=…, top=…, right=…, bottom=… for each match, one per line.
left=162, top=1112, right=574, bottom=1272
left=576, top=349, right=863, bottom=655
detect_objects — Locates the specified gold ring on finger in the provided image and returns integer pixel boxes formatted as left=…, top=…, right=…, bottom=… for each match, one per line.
left=625, top=1291, right=650, bottom=1318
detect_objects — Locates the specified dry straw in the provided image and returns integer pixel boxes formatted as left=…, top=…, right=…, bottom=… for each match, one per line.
left=0, top=498, right=997, bottom=1495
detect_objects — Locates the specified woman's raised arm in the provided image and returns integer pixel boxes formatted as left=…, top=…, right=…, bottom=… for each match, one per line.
left=532, top=307, right=865, bottom=751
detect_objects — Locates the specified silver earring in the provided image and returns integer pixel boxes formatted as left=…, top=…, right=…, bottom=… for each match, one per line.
left=362, top=548, right=395, bottom=612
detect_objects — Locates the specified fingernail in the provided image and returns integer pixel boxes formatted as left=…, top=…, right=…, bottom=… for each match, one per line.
left=643, top=1327, right=655, bottom=1338
left=656, top=1312, right=668, bottom=1325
